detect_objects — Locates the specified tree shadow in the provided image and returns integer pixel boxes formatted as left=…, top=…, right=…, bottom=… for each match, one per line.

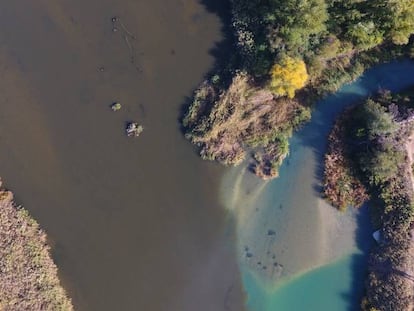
left=198, top=0, right=235, bottom=70
left=177, top=0, right=236, bottom=133
left=339, top=204, right=373, bottom=310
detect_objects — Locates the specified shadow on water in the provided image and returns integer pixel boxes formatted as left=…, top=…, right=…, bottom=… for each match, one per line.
left=198, top=0, right=234, bottom=68
left=341, top=204, right=373, bottom=311
left=293, top=91, right=373, bottom=310
left=178, top=0, right=235, bottom=131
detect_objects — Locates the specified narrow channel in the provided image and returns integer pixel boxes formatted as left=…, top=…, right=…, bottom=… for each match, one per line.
left=222, top=60, right=414, bottom=310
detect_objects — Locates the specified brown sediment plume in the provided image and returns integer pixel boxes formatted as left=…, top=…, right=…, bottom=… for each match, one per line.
left=0, top=182, right=73, bottom=311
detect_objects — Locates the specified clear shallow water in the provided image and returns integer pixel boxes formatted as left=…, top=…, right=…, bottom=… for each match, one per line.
left=244, top=254, right=364, bottom=311
left=222, top=59, right=414, bottom=311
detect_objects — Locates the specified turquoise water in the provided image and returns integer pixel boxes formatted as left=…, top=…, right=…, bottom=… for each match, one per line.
left=244, top=255, right=360, bottom=311
left=243, top=212, right=372, bottom=311
left=223, top=60, right=414, bottom=311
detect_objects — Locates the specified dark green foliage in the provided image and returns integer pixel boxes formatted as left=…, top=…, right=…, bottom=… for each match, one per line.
left=327, top=0, right=414, bottom=48
left=336, top=92, right=414, bottom=311
left=360, top=99, right=397, bottom=139
left=231, top=0, right=329, bottom=76
left=347, top=99, right=400, bottom=185
left=232, top=0, right=414, bottom=81
left=359, top=145, right=404, bottom=185
left=315, top=59, right=365, bottom=95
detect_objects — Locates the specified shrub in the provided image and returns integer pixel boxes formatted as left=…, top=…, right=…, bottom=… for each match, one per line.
left=269, top=57, right=308, bottom=98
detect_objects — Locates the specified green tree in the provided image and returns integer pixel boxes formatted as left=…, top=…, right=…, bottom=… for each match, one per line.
left=375, top=0, right=414, bottom=45
left=361, top=99, right=397, bottom=139
left=346, top=21, right=384, bottom=50
left=267, top=0, right=328, bottom=53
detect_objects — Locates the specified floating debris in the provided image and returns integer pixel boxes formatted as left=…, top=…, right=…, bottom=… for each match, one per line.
left=126, top=122, right=144, bottom=137
left=111, top=102, right=122, bottom=111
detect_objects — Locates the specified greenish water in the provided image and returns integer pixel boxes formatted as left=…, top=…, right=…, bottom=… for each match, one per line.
left=243, top=209, right=373, bottom=311
left=222, top=60, right=414, bottom=311
left=244, top=255, right=361, bottom=311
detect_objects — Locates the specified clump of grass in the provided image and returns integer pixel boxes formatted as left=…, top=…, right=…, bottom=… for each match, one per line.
left=184, top=72, right=310, bottom=178
left=111, top=102, right=122, bottom=111
left=323, top=108, right=369, bottom=210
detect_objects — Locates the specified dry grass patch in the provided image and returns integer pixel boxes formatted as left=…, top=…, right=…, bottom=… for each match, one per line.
left=184, top=72, right=310, bottom=178
left=0, top=183, right=73, bottom=311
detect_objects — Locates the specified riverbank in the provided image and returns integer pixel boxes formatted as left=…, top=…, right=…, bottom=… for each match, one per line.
left=403, top=131, right=414, bottom=311
left=0, top=181, right=72, bottom=310
left=323, top=91, right=414, bottom=310
left=182, top=0, right=414, bottom=179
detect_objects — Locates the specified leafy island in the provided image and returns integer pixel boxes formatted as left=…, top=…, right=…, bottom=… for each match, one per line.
left=182, top=0, right=414, bottom=179
left=323, top=90, right=414, bottom=311
left=0, top=182, right=73, bottom=310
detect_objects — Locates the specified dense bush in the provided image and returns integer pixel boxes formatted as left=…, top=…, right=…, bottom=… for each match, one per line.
left=269, top=56, right=308, bottom=98
left=323, top=108, right=369, bottom=210
left=324, top=92, right=414, bottom=311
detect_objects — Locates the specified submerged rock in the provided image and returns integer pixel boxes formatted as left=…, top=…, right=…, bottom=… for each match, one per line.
left=126, top=122, right=144, bottom=137
left=267, top=229, right=276, bottom=236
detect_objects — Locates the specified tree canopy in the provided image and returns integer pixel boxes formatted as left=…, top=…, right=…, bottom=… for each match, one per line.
left=232, top=0, right=414, bottom=77
left=269, top=57, right=308, bottom=98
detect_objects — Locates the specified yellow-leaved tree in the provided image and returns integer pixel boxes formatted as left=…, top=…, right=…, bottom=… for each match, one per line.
left=269, top=57, right=308, bottom=98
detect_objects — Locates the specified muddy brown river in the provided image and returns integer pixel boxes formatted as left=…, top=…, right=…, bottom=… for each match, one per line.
left=0, top=0, right=245, bottom=310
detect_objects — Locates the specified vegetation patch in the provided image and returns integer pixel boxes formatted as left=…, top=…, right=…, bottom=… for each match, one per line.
left=324, top=90, right=414, bottom=311
left=323, top=108, right=369, bottom=210
left=184, top=72, right=310, bottom=178
left=0, top=183, right=73, bottom=311
left=182, top=0, right=414, bottom=179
